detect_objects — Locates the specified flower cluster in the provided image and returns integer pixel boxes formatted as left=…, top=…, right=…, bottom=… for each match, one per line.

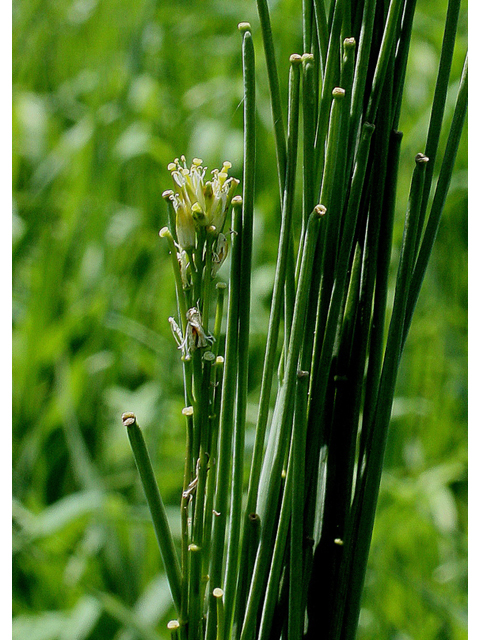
left=164, top=156, right=239, bottom=250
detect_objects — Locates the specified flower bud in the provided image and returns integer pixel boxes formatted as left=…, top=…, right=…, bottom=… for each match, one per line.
left=166, top=157, right=239, bottom=243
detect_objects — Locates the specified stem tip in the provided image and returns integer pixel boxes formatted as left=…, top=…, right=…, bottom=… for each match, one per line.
left=122, top=412, right=136, bottom=427
left=415, top=152, right=429, bottom=164
left=238, top=22, right=251, bottom=33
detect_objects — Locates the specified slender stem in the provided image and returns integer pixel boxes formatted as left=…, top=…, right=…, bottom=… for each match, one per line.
left=243, top=59, right=302, bottom=531
left=123, top=413, right=182, bottom=614
left=360, top=129, right=403, bottom=460
left=302, top=0, right=313, bottom=54
left=337, top=37, right=357, bottom=210
left=255, top=1, right=287, bottom=194
left=392, top=0, right=418, bottom=129
left=314, top=0, right=345, bottom=189
left=302, top=54, right=317, bottom=232
left=205, top=196, right=243, bottom=640
left=240, top=206, right=325, bottom=640
left=180, top=407, right=194, bottom=629
left=189, top=351, right=215, bottom=640
left=203, top=355, right=224, bottom=578
left=160, top=226, right=188, bottom=331
left=257, top=448, right=294, bottom=640
left=365, top=0, right=404, bottom=123
left=341, top=152, right=429, bottom=640
left=312, top=0, right=328, bottom=72
left=283, top=55, right=302, bottom=355
left=403, top=53, right=468, bottom=349
left=202, top=229, right=216, bottom=333
left=349, top=0, right=377, bottom=149
left=163, top=189, right=179, bottom=245
left=288, top=369, right=310, bottom=640
left=224, top=24, right=256, bottom=636
left=213, top=589, right=225, bottom=640
left=308, top=87, right=348, bottom=403
left=416, top=0, right=462, bottom=253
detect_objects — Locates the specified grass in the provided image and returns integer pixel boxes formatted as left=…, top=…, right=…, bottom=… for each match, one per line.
left=13, top=1, right=467, bottom=639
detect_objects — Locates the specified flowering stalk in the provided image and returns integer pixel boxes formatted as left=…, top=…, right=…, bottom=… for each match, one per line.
left=124, top=3, right=466, bottom=639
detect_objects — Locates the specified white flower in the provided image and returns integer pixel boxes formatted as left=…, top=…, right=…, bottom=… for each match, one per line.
left=169, top=308, right=214, bottom=361
left=167, top=156, right=239, bottom=249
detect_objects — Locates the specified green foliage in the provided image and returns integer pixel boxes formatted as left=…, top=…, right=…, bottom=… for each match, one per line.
left=13, top=0, right=466, bottom=639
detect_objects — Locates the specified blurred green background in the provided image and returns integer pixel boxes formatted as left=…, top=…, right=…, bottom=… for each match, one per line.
left=12, top=0, right=467, bottom=638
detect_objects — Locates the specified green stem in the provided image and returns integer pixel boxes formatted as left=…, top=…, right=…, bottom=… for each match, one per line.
left=365, top=0, right=404, bottom=123
left=302, top=54, right=317, bottom=232
left=202, top=229, right=216, bottom=333
left=302, top=0, right=313, bottom=54
left=416, top=0, right=462, bottom=254
left=392, top=0, right=418, bottom=129
left=403, top=53, right=467, bottom=349
left=123, top=413, right=182, bottom=614
left=203, top=355, right=224, bottom=579
left=359, top=131, right=401, bottom=461
left=213, top=588, right=225, bottom=640
left=283, top=54, right=302, bottom=360
left=180, top=407, right=194, bottom=629
left=308, top=87, right=348, bottom=404
left=341, top=152, right=429, bottom=640
left=337, top=37, right=357, bottom=206
left=257, top=448, right=294, bottom=640
left=240, top=206, right=325, bottom=640
left=224, top=24, right=256, bottom=636
left=254, top=3, right=287, bottom=193
left=160, top=226, right=188, bottom=332
left=242, top=59, right=302, bottom=538
left=205, top=196, right=243, bottom=640
left=312, top=0, right=328, bottom=72
left=349, top=0, right=376, bottom=149
left=288, top=369, right=310, bottom=640
left=314, top=0, right=345, bottom=189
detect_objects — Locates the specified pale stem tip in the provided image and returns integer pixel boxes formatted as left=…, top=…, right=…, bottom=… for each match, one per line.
left=159, top=226, right=170, bottom=238
left=162, top=189, right=174, bottom=201
left=213, top=588, right=224, bottom=598
left=167, top=620, right=180, bottom=630
left=231, top=195, right=243, bottom=206
left=302, top=53, right=314, bottom=63
left=332, top=87, right=346, bottom=98
left=415, top=152, right=429, bottom=164
left=290, top=53, right=303, bottom=65
left=314, top=204, right=327, bottom=216
left=182, top=406, right=194, bottom=416
left=238, top=22, right=251, bottom=33
left=297, top=369, right=310, bottom=379
left=343, top=37, right=356, bottom=48
left=122, top=412, right=136, bottom=427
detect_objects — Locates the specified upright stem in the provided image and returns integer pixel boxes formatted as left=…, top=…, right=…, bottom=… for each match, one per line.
left=223, top=24, right=256, bottom=636
left=255, top=0, right=287, bottom=194
left=240, top=207, right=326, bottom=640
left=205, top=197, right=243, bottom=640
left=123, top=413, right=182, bottom=615
left=341, top=153, right=429, bottom=640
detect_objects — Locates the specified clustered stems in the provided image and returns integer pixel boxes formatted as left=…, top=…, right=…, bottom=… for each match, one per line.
left=124, top=2, right=466, bottom=639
